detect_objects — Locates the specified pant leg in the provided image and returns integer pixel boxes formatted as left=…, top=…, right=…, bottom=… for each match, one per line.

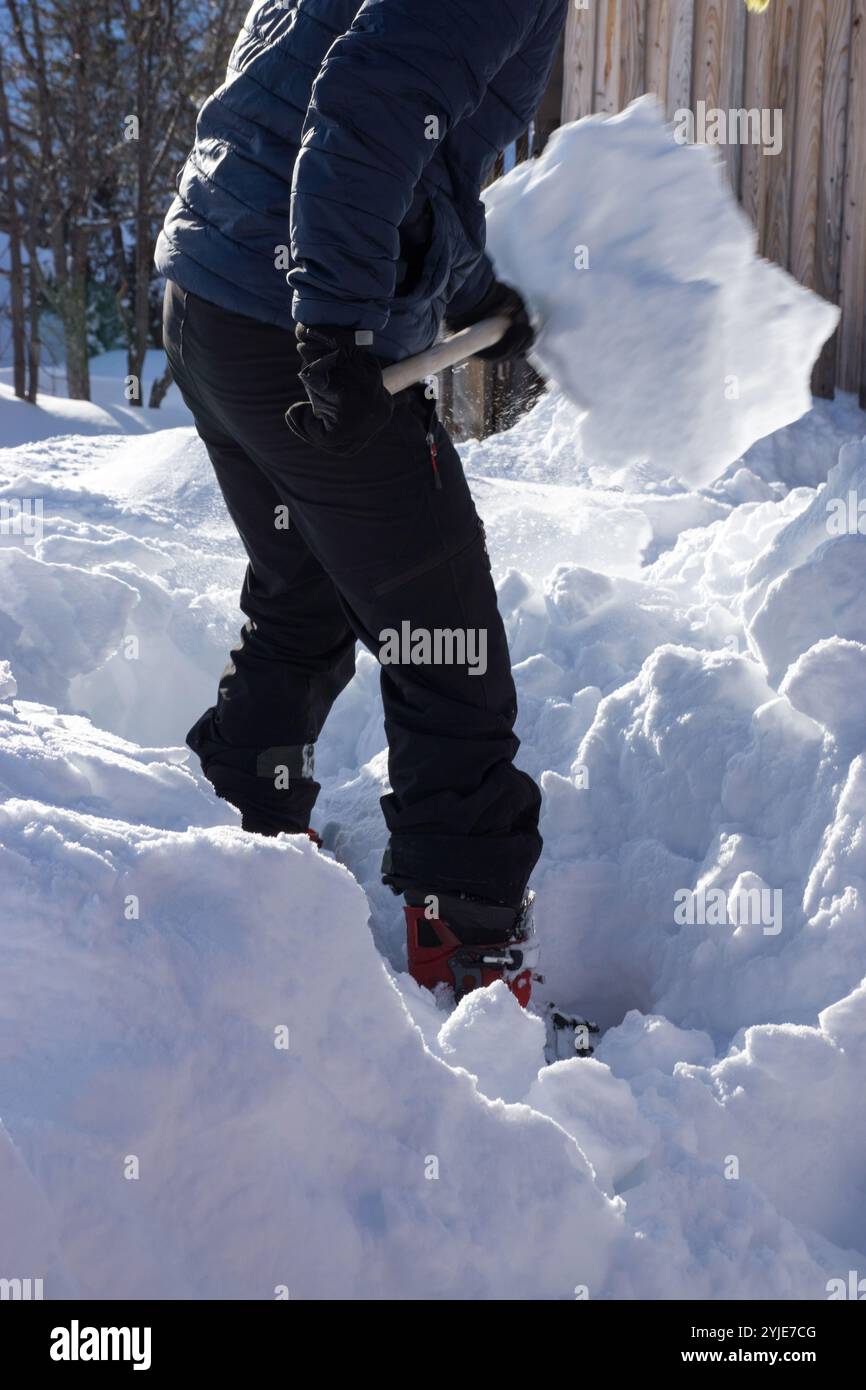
left=329, top=404, right=543, bottom=906
left=163, top=281, right=356, bottom=833
left=167, top=283, right=542, bottom=903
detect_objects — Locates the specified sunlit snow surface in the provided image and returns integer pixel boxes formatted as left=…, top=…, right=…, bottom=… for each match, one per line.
left=2, top=374, right=866, bottom=1296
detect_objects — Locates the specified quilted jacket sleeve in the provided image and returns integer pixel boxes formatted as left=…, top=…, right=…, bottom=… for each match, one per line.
left=288, top=0, right=543, bottom=331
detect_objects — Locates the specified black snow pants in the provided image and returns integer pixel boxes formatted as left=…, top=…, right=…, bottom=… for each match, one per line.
left=163, top=281, right=541, bottom=906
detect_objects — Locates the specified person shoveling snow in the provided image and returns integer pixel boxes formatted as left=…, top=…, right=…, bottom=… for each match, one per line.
left=155, top=0, right=565, bottom=1007
left=155, top=0, right=836, bottom=1011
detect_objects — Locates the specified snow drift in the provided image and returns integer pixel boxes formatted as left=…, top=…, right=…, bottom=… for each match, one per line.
left=0, top=736, right=623, bottom=1300
left=485, top=98, right=839, bottom=487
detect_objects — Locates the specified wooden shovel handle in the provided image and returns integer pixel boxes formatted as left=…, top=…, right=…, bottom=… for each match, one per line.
left=381, top=314, right=512, bottom=395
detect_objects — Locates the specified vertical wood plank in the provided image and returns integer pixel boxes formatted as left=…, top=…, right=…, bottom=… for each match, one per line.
left=719, top=0, right=748, bottom=191
left=692, top=0, right=724, bottom=111
left=437, top=365, right=455, bottom=435
left=453, top=156, right=502, bottom=440
left=645, top=0, right=667, bottom=103
left=561, top=0, right=598, bottom=122
left=791, top=1, right=829, bottom=293
left=691, top=2, right=746, bottom=188
left=741, top=3, right=775, bottom=236
left=761, top=0, right=801, bottom=268
left=612, top=0, right=691, bottom=116
left=535, top=29, right=565, bottom=151
left=667, top=0, right=697, bottom=118
left=594, top=0, right=623, bottom=112
left=452, top=358, right=493, bottom=440
left=491, top=358, right=546, bottom=433
left=813, top=0, right=854, bottom=398
left=838, top=0, right=866, bottom=394
left=621, top=0, right=648, bottom=106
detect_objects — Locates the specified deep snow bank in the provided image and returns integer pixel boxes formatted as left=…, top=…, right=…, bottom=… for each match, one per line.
left=0, top=666, right=855, bottom=1299
left=0, top=670, right=624, bottom=1299
left=485, top=98, right=839, bottom=487
left=0, top=428, right=244, bottom=742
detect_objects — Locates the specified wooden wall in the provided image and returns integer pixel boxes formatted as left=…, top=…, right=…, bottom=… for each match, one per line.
left=562, top=0, right=865, bottom=402
left=444, top=0, right=866, bottom=439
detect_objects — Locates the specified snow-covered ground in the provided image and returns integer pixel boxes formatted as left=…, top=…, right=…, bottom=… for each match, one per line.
left=0, top=349, right=192, bottom=447
left=2, top=362, right=865, bottom=1299
left=1, top=106, right=864, bottom=1295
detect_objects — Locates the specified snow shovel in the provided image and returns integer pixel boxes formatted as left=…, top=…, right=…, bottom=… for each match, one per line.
left=381, top=313, right=512, bottom=395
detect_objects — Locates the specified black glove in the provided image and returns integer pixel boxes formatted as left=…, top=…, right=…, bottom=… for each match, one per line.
left=286, top=324, right=394, bottom=457
left=444, top=279, right=535, bottom=364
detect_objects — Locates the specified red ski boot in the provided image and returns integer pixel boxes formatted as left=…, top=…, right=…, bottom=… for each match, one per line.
left=404, top=891, right=539, bottom=1007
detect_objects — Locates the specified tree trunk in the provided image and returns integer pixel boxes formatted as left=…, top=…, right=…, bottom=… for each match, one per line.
left=62, top=299, right=91, bottom=399
left=128, top=16, right=155, bottom=409
left=148, top=361, right=174, bottom=409
left=23, top=189, right=42, bottom=402
left=0, top=54, right=27, bottom=399
left=57, top=228, right=91, bottom=400
left=26, top=234, right=41, bottom=403
left=64, top=0, right=93, bottom=401
left=129, top=205, right=150, bottom=407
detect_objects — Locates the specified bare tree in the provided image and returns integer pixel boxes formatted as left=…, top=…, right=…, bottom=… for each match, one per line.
left=107, top=1, right=184, bottom=403
left=0, top=49, right=26, bottom=398
left=3, top=0, right=113, bottom=398
left=1, top=0, right=246, bottom=405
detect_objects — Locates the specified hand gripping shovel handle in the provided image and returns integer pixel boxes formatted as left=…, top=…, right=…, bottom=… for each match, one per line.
left=381, top=313, right=512, bottom=395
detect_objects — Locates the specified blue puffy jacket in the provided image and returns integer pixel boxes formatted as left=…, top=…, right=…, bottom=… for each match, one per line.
left=155, top=0, right=566, bottom=361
